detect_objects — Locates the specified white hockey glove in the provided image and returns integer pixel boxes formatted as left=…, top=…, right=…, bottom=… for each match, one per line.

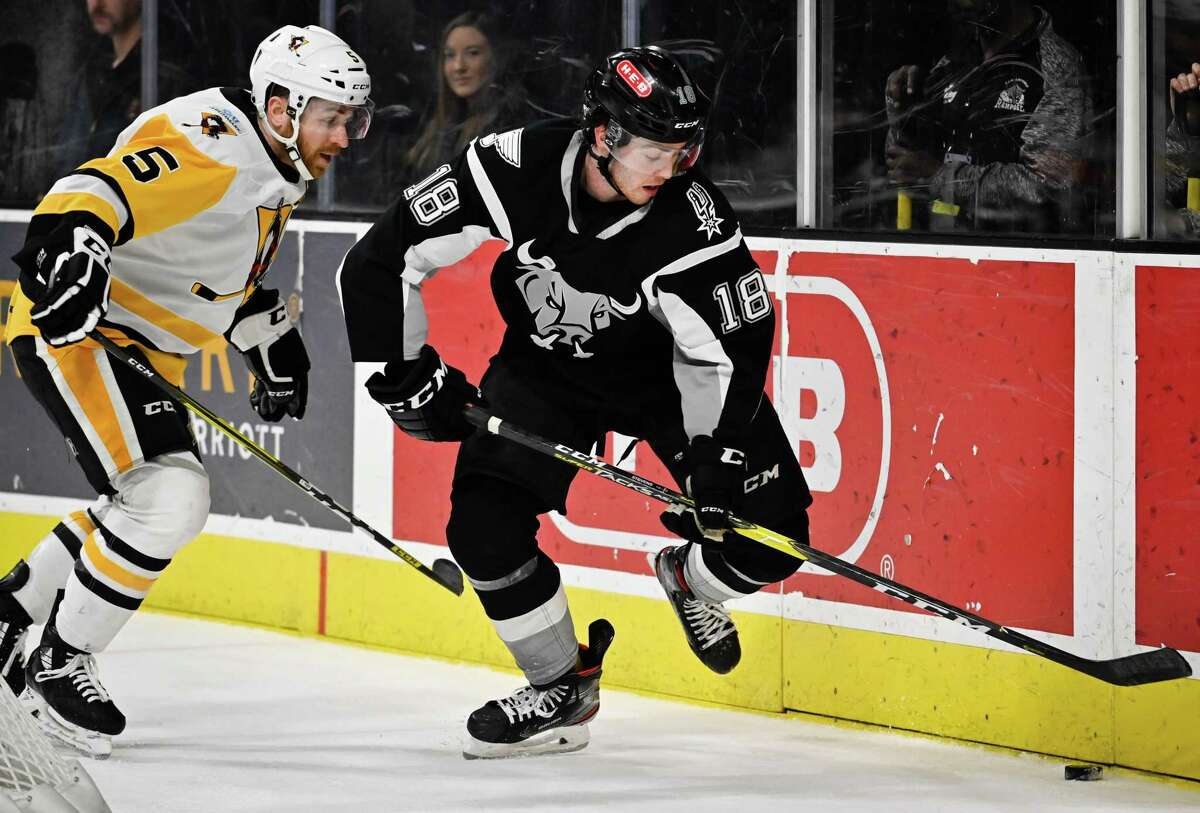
left=226, top=288, right=310, bottom=422
left=25, top=225, right=112, bottom=347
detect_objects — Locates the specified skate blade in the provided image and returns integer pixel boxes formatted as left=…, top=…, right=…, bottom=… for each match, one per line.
left=462, top=723, right=590, bottom=760
left=21, top=689, right=113, bottom=760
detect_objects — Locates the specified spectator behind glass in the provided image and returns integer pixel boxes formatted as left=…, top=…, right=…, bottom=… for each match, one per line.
left=883, top=0, right=1092, bottom=233
left=404, top=12, right=529, bottom=183
left=0, top=41, right=39, bottom=201
left=58, top=0, right=186, bottom=173
left=1163, top=62, right=1200, bottom=236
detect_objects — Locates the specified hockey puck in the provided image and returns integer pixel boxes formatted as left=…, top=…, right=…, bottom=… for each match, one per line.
left=1064, top=764, right=1103, bottom=781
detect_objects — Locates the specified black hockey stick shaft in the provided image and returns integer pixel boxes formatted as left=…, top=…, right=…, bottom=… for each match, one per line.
left=93, top=333, right=464, bottom=596
left=463, top=406, right=1192, bottom=686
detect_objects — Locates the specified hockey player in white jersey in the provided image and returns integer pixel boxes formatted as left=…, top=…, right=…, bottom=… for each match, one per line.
left=0, top=24, right=373, bottom=757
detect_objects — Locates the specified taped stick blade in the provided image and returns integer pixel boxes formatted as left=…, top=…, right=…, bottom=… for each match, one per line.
left=1093, top=647, right=1192, bottom=686
left=432, top=558, right=465, bottom=596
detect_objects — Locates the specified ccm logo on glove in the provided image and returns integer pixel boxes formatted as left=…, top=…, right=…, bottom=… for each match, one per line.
left=365, top=345, right=481, bottom=442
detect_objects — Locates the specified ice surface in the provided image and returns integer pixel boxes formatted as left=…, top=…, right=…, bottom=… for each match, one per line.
left=52, top=613, right=1196, bottom=812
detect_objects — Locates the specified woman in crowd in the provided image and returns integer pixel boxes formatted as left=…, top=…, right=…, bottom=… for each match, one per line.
left=405, top=12, right=528, bottom=182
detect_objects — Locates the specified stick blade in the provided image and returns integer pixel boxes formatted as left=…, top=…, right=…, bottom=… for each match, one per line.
left=431, top=558, right=465, bottom=596
left=1096, top=647, right=1192, bottom=686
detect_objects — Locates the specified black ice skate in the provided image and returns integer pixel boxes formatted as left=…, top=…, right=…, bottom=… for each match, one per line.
left=0, top=560, right=33, bottom=697
left=654, top=545, right=741, bottom=674
left=463, top=618, right=614, bottom=760
left=24, top=624, right=125, bottom=759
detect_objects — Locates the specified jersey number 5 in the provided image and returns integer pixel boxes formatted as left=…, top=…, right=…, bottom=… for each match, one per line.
left=713, top=270, right=771, bottom=333
left=121, top=146, right=181, bottom=183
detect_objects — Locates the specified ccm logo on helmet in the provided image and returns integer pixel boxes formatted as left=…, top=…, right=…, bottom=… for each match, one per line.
left=616, top=60, right=652, bottom=98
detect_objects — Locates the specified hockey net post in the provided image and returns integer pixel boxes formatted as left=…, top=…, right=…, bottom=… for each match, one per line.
left=0, top=682, right=111, bottom=813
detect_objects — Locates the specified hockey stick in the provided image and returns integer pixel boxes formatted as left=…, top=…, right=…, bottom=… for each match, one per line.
left=463, top=406, right=1192, bottom=686
left=93, top=333, right=464, bottom=596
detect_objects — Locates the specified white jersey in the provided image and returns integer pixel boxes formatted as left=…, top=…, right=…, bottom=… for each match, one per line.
left=7, top=87, right=305, bottom=355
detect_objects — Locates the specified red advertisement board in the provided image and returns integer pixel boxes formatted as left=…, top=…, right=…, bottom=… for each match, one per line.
left=1135, top=265, right=1200, bottom=652
left=780, top=253, right=1074, bottom=633
left=393, top=244, right=1078, bottom=635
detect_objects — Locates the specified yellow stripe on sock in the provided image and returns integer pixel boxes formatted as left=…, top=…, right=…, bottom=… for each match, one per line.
left=83, top=532, right=154, bottom=593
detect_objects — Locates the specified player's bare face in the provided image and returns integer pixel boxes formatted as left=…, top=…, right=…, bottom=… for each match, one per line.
left=443, top=26, right=492, bottom=99
left=87, top=0, right=141, bottom=35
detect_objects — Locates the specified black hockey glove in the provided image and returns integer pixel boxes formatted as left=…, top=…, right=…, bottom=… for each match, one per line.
left=365, top=345, right=480, bottom=442
left=660, top=435, right=746, bottom=544
left=226, top=288, right=310, bottom=422
left=20, top=225, right=112, bottom=347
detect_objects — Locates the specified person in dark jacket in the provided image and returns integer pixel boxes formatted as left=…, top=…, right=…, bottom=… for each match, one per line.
left=883, top=0, right=1092, bottom=233
left=59, top=0, right=187, bottom=172
left=1163, top=61, right=1200, bottom=236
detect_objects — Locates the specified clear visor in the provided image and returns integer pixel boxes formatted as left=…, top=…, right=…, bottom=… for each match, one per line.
left=607, top=132, right=703, bottom=177
left=301, top=97, right=375, bottom=140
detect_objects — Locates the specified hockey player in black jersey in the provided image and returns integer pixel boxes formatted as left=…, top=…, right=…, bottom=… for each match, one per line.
left=339, top=45, right=813, bottom=758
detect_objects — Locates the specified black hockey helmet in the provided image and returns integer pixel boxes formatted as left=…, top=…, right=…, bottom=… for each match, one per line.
left=582, top=45, right=707, bottom=172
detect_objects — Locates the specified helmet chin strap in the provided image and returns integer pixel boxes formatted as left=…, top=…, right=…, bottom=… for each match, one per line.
left=586, top=144, right=625, bottom=199
left=262, top=109, right=315, bottom=181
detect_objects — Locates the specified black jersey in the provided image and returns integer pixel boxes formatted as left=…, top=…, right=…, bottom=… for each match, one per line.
left=339, top=120, right=774, bottom=445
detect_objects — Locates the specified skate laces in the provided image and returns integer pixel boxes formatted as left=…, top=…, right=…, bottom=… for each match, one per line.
left=496, top=682, right=570, bottom=723
left=681, top=597, right=735, bottom=649
left=659, top=547, right=735, bottom=650
left=1, top=626, right=27, bottom=676
left=36, top=652, right=113, bottom=704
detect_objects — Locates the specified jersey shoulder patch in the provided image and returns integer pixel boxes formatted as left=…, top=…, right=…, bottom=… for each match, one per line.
left=477, top=127, right=524, bottom=168
left=655, top=174, right=738, bottom=249
left=470, top=119, right=575, bottom=196
left=154, top=89, right=259, bottom=166
left=683, top=180, right=725, bottom=240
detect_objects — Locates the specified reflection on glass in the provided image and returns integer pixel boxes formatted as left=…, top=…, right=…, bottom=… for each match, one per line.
left=1152, top=0, right=1200, bottom=238
left=640, top=1, right=798, bottom=228
left=403, top=12, right=531, bottom=184
left=0, top=0, right=200, bottom=204
left=335, top=1, right=621, bottom=211
left=824, top=0, right=1115, bottom=237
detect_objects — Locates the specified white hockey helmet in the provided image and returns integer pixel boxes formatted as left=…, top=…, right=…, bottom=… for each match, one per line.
left=249, top=24, right=373, bottom=180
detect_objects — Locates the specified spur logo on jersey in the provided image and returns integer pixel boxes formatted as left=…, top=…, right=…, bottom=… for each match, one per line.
left=686, top=182, right=724, bottom=240
left=513, top=240, right=642, bottom=359
left=616, top=60, right=652, bottom=98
